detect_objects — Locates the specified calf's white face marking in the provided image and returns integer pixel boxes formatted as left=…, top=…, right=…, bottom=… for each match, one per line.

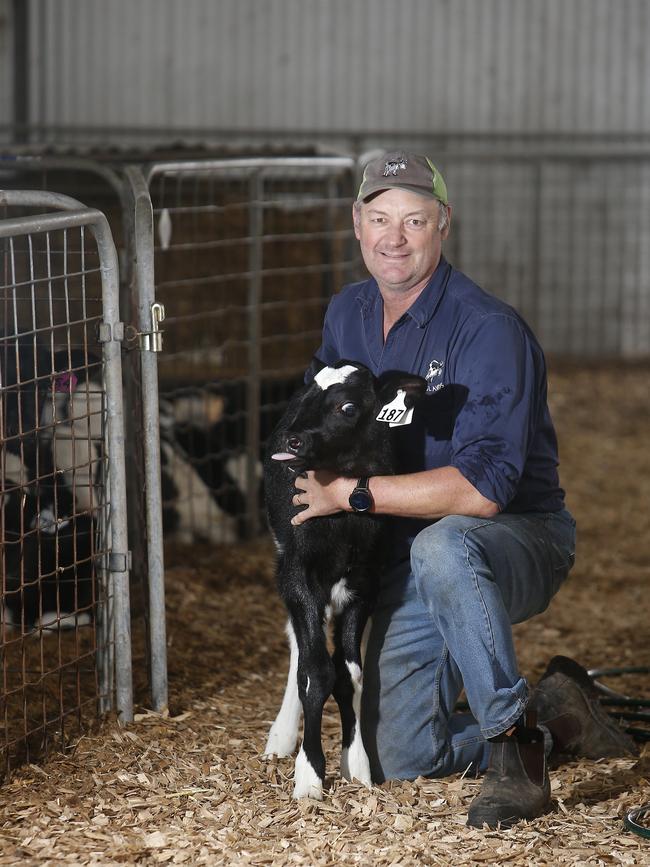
left=313, top=365, right=358, bottom=391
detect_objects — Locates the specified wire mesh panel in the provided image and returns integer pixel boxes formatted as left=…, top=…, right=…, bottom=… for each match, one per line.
left=143, top=157, right=358, bottom=543
left=0, top=191, right=132, bottom=778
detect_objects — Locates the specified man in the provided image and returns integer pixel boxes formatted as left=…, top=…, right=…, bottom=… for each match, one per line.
left=289, top=151, right=636, bottom=828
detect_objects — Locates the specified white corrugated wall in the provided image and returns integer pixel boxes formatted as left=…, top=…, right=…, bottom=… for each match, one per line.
left=21, top=0, right=650, bottom=136
left=0, top=0, right=12, bottom=127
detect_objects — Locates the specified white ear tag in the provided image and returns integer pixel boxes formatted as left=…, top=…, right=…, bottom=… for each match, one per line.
left=376, top=389, right=414, bottom=427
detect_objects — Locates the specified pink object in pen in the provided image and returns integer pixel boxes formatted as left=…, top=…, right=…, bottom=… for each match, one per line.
left=54, top=371, right=78, bottom=393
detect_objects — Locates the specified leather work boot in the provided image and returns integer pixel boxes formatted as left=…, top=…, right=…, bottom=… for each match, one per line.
left=532, top=656, right=639, bottom=761
left=467, top=713, right=550, bottom=829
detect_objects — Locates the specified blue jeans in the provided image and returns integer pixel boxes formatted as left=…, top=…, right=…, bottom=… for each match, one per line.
left=360, top=509, right=577, bottom=782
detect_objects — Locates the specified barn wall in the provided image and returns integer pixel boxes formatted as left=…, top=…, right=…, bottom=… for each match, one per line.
left=0, top=0, right=12, bottom=128
left=21, top=0, right=650, bottom=139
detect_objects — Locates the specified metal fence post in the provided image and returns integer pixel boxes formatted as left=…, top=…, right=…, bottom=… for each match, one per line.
left=96, top=218, right=134, bottom=725
left=246, top=170, right=263, bottom=538
left=530, top=158, right=544, bottom=336
left=124, top=166, right=168, bottom=714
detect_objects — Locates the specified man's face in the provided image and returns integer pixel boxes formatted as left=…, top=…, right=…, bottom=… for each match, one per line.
left=353, top=188, right=450, bottom=296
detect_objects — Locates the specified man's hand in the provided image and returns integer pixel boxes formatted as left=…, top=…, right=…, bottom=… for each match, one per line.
left=291, top=471, right=355, bottom=526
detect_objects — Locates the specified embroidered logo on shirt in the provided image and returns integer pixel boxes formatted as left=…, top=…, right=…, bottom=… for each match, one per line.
left=425, top=359, right=445, bottom=393
left=383, top=157, right=408, bottom=177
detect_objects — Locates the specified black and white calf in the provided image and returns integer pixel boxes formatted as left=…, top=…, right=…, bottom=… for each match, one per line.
left=162, top=374, right=304, bottom=542
left=263, top=360, right=425, bottom=799
left=39, top=350, right=104, bottom=514
left=158, top=397, right=241, bottom=545
left=2, top=452, right=97, bottom=632
left=2, top=342, right=96, bottom=631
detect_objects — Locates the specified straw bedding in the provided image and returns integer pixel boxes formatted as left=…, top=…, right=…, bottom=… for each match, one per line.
left=1, top=362, right=648, bottom=866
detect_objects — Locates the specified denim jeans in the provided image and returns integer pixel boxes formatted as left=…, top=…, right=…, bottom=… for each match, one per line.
left=360, top=509, right=577, bottom=782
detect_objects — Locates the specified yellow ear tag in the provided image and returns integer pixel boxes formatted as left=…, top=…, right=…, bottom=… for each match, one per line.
left=376, top=390, right=414, bottom=427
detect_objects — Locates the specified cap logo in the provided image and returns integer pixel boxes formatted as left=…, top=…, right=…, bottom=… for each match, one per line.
left=383, top=157, right=408, bottom=177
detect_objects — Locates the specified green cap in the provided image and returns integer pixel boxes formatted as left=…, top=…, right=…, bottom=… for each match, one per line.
left=357, top=151, right=448, bottom=206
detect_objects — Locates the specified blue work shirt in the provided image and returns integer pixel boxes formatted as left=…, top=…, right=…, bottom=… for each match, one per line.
left=310, top=256, right=564, bottom=547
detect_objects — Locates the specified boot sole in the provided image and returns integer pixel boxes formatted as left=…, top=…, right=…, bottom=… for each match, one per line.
left=467, top=799, right=552, bottom=830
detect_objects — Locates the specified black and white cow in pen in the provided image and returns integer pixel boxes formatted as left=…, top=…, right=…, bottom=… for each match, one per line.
left=1, top=339, right=97, bottom=631
left=161, top=374, right=304, bottom=542
left=158, top=397, right=241, bottom=545
left=263, top=360, right=426, bottom=799
left=39, top=350, right=105, bottom=514
left=2, top=454, right=97, bottom=632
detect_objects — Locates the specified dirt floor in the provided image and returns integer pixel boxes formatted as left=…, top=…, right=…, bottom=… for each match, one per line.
left=1, top=362, right=649, bottom=865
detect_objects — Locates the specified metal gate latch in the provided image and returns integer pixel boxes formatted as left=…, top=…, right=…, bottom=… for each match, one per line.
left=139, top=302, right=165, bottom=352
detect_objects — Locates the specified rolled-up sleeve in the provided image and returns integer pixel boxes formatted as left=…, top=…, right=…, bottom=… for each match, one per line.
left=450, top=314, right=544, bottom=510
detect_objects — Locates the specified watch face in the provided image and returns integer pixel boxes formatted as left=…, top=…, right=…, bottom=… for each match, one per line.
left=349, top=489, right=372, bottom=512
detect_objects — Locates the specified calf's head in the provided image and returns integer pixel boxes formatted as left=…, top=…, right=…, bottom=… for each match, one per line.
left=272, top=361, right=426, bottom=473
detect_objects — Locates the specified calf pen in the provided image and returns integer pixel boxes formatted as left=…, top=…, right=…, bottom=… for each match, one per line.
left=0, top=190, right=132, bottom=777
left=0, top=156, right=361, bottom=779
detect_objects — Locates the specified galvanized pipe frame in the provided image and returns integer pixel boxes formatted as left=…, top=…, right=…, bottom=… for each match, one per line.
left=0, top=189, right=134, bottom=724
left=122, top=166, right=168, bottom=714
left=246, top=170, right=263, bottom=538
left=143, top=156, right=357, bottom=184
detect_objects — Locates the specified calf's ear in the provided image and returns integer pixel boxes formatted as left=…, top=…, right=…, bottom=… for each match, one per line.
left=377, top=372, right=427, bottom=407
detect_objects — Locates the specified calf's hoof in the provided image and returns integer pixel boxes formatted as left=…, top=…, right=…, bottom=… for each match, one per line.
left=263, top=725, right=298, bottom=759
left=292, top=748, right=324, bottom=800
left=341, top=744, right=372, bottom=787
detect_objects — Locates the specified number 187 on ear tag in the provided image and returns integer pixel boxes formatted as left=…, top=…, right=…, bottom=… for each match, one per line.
left=376, top=390, right=414, bottom=427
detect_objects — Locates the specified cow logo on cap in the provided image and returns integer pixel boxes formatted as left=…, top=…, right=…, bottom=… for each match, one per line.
left=383, top=157, right=408, bottom=177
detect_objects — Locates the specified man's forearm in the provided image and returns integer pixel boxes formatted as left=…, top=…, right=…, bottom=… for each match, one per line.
left=291, top=466, right=500, bottom=527
left=358, top=467, right=500, bottom=520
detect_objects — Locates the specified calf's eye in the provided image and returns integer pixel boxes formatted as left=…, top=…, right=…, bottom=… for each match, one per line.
left=340, top=402, right=357, bottom=416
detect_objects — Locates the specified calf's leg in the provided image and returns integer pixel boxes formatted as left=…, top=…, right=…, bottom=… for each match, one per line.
left=333, top=601, right=372, bottom=787
left=264, top=619, right=301, bottom=758
left=289, top=600, right=335, bottom=800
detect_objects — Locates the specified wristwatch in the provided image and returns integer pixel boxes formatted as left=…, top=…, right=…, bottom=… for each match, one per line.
left=349, top=477, right=373, bottom=513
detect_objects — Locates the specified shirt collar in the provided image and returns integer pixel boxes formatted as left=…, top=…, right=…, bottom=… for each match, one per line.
left=355, top=256, right=452, bottom=328
left=403, top=256, right=452, bottom=327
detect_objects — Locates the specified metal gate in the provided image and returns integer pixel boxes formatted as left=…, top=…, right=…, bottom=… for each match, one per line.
left=126, top=156, right=358, bottom=546
left=0, top=190, right=132, bottom=777
left=120, top=157, right=357, bottom=715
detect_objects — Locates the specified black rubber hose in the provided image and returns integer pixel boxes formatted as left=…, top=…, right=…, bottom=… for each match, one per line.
left=624, top=804, right=650, bottom=840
